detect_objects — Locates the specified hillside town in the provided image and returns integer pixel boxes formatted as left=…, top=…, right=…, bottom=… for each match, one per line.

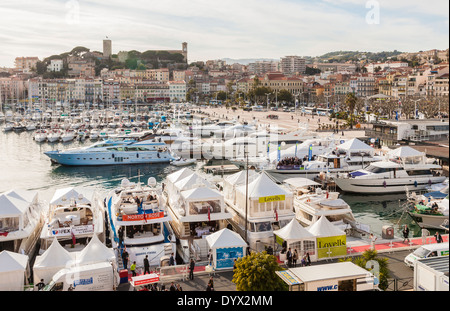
left=0, top=39, right=448, bottom=107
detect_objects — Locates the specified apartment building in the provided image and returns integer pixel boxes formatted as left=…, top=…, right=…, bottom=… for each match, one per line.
left=14, top=57, right=39, bottom=73
left=47, top=59, right=64, bottom=72
left=280, top=56, right=306, bottom=75
left=248, top=61, right=280, bottom=75
left=168, top=80, right=187, bottom=102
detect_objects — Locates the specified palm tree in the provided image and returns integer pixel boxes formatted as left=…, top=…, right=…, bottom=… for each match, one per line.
left=345, top=92, right=358, bottom=129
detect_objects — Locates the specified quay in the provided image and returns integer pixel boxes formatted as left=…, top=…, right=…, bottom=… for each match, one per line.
left=117, top=233, right=449, bottom=291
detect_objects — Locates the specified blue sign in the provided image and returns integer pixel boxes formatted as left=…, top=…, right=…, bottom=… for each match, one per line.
left=308, top=145, right=313, bottom=161
left=216, top=247, right=244, bottom=269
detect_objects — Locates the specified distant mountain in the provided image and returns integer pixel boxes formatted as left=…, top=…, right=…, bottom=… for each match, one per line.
left=221, top=58, right=279, bottom=65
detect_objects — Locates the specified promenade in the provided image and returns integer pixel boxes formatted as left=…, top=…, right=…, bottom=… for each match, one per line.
left=118, top=233, right=448, bottom=291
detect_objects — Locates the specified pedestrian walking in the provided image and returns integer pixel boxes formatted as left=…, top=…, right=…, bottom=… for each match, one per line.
left=301, top=255, right=306, bottom=267
left=435, top=231, right=443, bottom=243
left=402, top=225, right=410, bottom=243
left=143, top=255, right=150, bottom=275
left=292, top=249, right=298, bottom=267
left=306, top=253, right=311, bottom=266
left=169, top=253, right=175, bottom=266
left=370, top=233, right=377, bottom=250
left=169, top=282, right=177, bottom=291
left=121, top=248, right=129, bottom=270
left=118, top=226, right=124, bottom=248
left=286, top=248, right=292, bottom=267
left=130, top=261, right=137, bottom=277
left=206, top=283, right=214, bottom=291
left=208, top=276, right=214, bottom=289
left=208, top=249, right=213, bottom=266
left=189, top=258, right=195, bottom=280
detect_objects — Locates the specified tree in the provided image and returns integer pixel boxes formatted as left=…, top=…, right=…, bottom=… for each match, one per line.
left=232, top=252, right=288, bottom=291
left=277, top=89, right=293, bottom=103
left=339, top=249, right=390, bottom=291
left=345, top=92, right=358, bottom=129
left=70, top=46, right=90, bottom=56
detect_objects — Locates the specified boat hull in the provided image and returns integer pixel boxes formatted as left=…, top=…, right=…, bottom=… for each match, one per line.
left=334, top=176, right=447, bottom=194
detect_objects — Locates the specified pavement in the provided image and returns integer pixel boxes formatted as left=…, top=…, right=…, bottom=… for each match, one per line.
left=118, top=233, right=448, bottom=291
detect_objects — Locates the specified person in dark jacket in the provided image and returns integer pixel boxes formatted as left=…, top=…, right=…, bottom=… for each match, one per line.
left=189, top=258, right=195, bottom=280
left=143, top=255, right=150, bottom=275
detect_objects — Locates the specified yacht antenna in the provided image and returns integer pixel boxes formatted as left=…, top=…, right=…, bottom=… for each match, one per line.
left=245, top=149, right=249, bottom=244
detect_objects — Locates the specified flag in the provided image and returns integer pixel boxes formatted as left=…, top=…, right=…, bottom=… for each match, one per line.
left=274, top=209, right=278, bottom=222
left=71, top=229, right=76, bottom=245
left=395, top=111, right=399, bottom=121
left=277, top=144, right=281, bottom=162
left=308, top=144, right=313, bottom=161
left=295, top=142, right=298, bottom=156
left=207, top=207, right=211, bottom=222
left=398, top=99, right=402, bottom=107
left=267, top=142, right=270, bottom=155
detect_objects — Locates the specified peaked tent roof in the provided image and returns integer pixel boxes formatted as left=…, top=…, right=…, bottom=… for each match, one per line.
left=273, top=219, right=315, bottom=241
left=237, top=172, right=292, bottom=199
left=76, top=234, right=115, bottom=265
left=174, top=173, right=212, bottom=191
left=50, top=187, right=95, bottom=206
left=33, top=238, right=74, bottom=269
left=0, top=251, right=28, bottom=273
left=338, top=138, right=374, bottom=153
left=181, top=186, right=222, bottom=201
left=307, top=216, right=346, bottom=237
left=224, top=170, right=259, bottom=186
left=0, top=194, right=30, bottom=217
left=205, top=228, right=247, bottom=249
left=388, top=146, right=424, bottom=158
left=5, top=189, right=38, bottom=204
left=167, top=167, right=195, bottom=184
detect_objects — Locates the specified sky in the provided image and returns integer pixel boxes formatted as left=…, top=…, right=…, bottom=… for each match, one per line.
left=0, top=0, right=448, bottom=67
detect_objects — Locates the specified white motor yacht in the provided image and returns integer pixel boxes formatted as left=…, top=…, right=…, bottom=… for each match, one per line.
left=47, top=129, right=62, bottom=143
left=334, top=146, right=446, bottom=194
left=106, top=178, right=176, bottom=268
left=163, top=168, right=232, bottom=262
left=0, top=189, right=47, bottom=255
left=39, top=187, right=105, bottom=254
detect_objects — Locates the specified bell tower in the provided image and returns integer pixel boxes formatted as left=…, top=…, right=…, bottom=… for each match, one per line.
left=182, top=42, right=188, bottom=63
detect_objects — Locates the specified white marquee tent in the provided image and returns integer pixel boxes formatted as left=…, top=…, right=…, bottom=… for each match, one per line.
left=0, top=250, right=29, bottom=291
left=205, top=228, right=247, bottom=270
left=50, top=187, right=95, bottom=206
left=223, top=170, right=259, bottom=204
left=307, top=216, right=347, bottom=259
left=75, top=234, right=115, bottom=266
left=33, top=238, right=75, bottom=284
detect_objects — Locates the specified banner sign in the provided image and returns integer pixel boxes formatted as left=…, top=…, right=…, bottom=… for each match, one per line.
left=51, top=225, right=94, bottom=237
left=316, top=235, right=347, bottom=258
left=259, top=195, right=286, bottom=204
left=122, top=211, right=164, bottom=222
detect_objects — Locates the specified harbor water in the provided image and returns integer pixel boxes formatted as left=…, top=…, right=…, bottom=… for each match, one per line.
left=0, top=129, right=435, bottom=239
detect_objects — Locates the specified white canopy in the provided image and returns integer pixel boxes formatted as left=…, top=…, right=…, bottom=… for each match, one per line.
left=388, top=146, right=424, bottom=158
left=50, top=187, right=95, bottom=206
left=181, top=186, right=222, bottom=202
left=206, top=228, right=247, bottom=249
left=0, top=194, right=29, bottom=217
left=33, top=238, right=75, bottom=284
left=0, top=251, right=29, bottom=291
left=76, top=234, right=115, bottom=266
left=166, top=167, right=194, bottom=184
left=273, top=219, right=315, bottom=241
left=338, top=138, right=374, bottom=154
left=307, top=216, right=346, bottom=237
left=283, top=178, right=320, bottom=189
left=174, top=173, right=212, bottom=191
left=224, top=170, right=259, bottom=187
left=237, top=172, right=292, bottom=199
left=5, top=189, right=38, bottom=204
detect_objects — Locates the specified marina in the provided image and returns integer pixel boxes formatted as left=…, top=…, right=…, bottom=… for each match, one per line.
left=0, top=103, right=448, bottom=292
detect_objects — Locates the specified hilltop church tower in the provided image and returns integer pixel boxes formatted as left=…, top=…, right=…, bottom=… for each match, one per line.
left=103, top=38, right=112, bottom=58
left=182, top=42, right=188, bottom=63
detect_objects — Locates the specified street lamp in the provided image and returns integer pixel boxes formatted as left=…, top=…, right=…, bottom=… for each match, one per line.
left=265, top=93, right=271, bottom=111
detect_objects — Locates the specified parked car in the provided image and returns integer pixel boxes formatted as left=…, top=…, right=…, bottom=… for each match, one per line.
left=267, top=114, right=279, bottom=119
left=271, top=107, right=278, bottom=111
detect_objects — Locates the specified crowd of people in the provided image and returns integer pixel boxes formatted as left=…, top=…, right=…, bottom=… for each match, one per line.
left=277, top=156, right=303, bottom=167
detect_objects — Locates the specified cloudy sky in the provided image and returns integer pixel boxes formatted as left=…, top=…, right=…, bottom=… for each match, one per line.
left=0, top=0, right=448, bottom=67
